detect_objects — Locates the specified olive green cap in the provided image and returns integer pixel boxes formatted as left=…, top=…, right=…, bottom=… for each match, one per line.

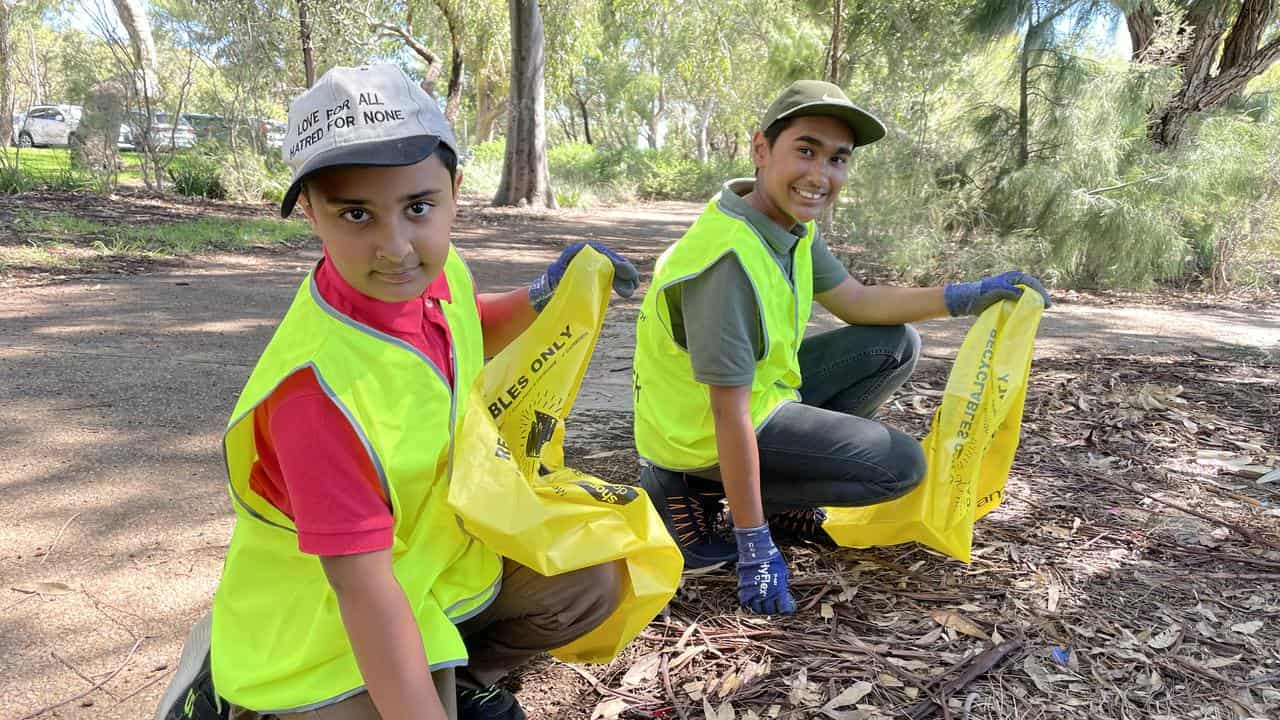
left=760, top=80, right=886, bottom=147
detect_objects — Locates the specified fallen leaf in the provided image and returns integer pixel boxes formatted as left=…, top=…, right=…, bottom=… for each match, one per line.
left=716, top=671, right=742, bottom=698
left=12, top=581, right=72, bottom=595
left=914, top=625, right=944, bottom=646
left=822, top=681, right=873, bottom=714
left=930, top=610, right=989, bottom=640
left=684, top=679, right=705, bottom=700
left=1234, top=465, right=1273, bottom=479
left=1022, top=656, right=1073, bottom=694
left=1231, top=620, right=1264, bottom=635
left=590, top=698, right=628, bottom=720
left=766, top=705, right=781, bottom=718
left=620, top=652, right=662, bottom=687
left=821, top=602, right=835, bottom=620
left=1147, top=624, right=1181, bottom=650
left=877, top=673, right=902, bottom=688
left=1255, top=468, right=1280, bottom=484
left=703, top=699, right=736, bottom=720
left=1205, top=655, right=1241, bottom=669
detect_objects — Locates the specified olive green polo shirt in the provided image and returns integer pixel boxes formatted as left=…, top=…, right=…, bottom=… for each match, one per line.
left=666, top=178, right=850, bottom=386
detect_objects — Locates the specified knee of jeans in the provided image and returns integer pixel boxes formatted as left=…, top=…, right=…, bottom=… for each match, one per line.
left=886, top=432, right=927, bottom=498
left=535, top=560, right=623, bottom=634
left=894, top=324, right=921, bottom=373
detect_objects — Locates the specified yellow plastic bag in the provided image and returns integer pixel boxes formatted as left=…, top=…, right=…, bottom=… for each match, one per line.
left=448, top=247, right=682, bottom=663
left=824, top=290, right=1045, bottom=562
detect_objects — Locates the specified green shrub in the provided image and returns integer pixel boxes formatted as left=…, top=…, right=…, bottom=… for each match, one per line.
left=167, top=150, right=227, bottom=199
left=219, top=152, right=291, bottom=203
left=548, top=142, right=600, bottom=186
left=461, top=140, right=505, bottom=197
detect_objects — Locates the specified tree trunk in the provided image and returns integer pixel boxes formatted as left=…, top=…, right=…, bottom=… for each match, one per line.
left=1219, top=0, right=1271, bottom=75
left=1017, top=14, right=1031, bottom=168
left=473, top=73, right=504, bottom=143
left=1145, top=1, right=1280, bottom=149
left=111, top=0, right=157, bottom=94
left=1126, top=0, right=1157, bottom=62
left=0, top=2, right=13, bottom=169
left=823, top=0, right=843, bottom=84
left=436, top=0, right=465, bottom=123
left=575, top=92, right=592, bottom=145
left=645, top=83, right=665, bottom=149
left=494, top=0, right=555, bottom=208
left=27, top=27, right=39, bottom=104
left=695, top=106, right=711, bottom=164
left=297, top=0, right=315, bottom=88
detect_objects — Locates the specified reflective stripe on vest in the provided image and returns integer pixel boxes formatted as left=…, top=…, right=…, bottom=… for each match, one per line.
left=633, top=195, right=814, bottom=470
left=211, top=247, right=502, bottom=713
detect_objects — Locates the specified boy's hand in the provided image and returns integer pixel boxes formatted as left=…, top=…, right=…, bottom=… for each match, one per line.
left=943, top=271, right=1051, bottom=317
left=530, top=242, right=640, bottom=312
left=734, top=523, right=796, bottom=615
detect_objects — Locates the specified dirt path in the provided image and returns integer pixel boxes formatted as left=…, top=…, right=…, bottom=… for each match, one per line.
left=1, top=200, right=1277, bottom=719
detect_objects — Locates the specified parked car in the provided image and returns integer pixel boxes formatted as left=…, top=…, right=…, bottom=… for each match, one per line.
left=258, top=118, right=287, bottom=151
left=182, top=113, right=229, bottom=144
left=15, top=104, right=84, bottom=148
left=124, top=111, right=197, bottom=152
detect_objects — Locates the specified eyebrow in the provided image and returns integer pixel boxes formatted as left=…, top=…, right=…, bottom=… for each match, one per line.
left=795, top=134, right=854, bottom=156
left=324, top=188, right=443, bottom=206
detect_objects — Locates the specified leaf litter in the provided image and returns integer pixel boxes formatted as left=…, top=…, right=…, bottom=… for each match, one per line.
left=552, top=352, right=1279, bottom=719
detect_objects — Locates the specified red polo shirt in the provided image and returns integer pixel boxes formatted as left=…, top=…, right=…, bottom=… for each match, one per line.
left=247, top=255, right=465, bottom=556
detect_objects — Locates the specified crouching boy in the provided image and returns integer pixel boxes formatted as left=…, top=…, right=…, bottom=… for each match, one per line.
left=159, top=64, right=639, bottom=720
left=632, top=80, right=1051, bottom=615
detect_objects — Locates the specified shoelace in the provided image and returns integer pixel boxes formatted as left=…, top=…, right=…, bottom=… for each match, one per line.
left=666, top=491, right=712, bottom=546
left=771, top=507, right=828, bottom=539
left=460, top=686, right=506, bottom=707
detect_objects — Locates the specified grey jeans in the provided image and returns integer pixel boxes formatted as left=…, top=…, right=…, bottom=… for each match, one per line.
left=690, top=323, right=927, bottom=513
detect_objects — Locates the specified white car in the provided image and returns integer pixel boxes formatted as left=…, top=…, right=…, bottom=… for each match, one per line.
left=15, top=105, right=83, bottom=148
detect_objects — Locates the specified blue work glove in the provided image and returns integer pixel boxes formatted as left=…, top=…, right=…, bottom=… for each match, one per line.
left=734, top=523, right=796, bottom=615
left=943, top=270, right=1052, bottom=317
left=529, top=242, right=640, bottom=312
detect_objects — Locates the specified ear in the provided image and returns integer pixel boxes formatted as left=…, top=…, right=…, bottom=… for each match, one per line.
left=295, top=189, right=317, bottom=226
left=750, top=130, right=769, bottom=170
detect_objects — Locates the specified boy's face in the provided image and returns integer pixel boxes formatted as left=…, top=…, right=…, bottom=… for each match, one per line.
left=750, top=115, right=855, bottom=227
left=299, top=154, right=462, bottom=303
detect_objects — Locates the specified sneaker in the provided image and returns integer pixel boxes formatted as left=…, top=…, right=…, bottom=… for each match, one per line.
left=153, top=614, right=228, bottom=720
left=457, top=685, right=526, bottom=720
left=639, top=465, right=737, bottom=574
left=769, top=507, right=837, bottom=547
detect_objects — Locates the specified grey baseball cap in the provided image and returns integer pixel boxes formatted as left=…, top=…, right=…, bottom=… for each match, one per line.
left=760, top=80, right=886, bottom=147
left=279, top=64, right=458, bottom=218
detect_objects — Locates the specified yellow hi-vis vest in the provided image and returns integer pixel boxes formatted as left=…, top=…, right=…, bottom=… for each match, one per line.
left=633, top=195, right=814, bottom=470
left=211, top=247, right=502, bottom=713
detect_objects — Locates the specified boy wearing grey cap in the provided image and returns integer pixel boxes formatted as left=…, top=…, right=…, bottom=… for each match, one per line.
left=156, top=64, right=639, bottom=720
left=633, top=81, right=1051, bottom=616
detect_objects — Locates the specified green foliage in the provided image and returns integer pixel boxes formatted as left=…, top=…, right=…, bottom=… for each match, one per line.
left=164, top=144, right=291, bottom=202
left=17, top=211, right=312, bottom=254
left=167, top=150, right=228, bottom=199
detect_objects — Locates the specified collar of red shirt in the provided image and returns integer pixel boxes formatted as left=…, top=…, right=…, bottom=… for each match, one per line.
left=314, top=250, right=453, bottom=337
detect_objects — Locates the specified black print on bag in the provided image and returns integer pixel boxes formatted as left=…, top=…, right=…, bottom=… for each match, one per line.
left=575, top=480, right=639, bottom=506
left=525, top=409, right=559, bottom=459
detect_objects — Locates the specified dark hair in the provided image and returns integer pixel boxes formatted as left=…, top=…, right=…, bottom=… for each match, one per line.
left=436, top=144, right=458, bottom=182
left=763, top=117, right=797, bottom=147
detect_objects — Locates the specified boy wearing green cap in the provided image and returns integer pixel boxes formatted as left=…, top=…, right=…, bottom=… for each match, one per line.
left=633, top=80, right=1051, bottom=615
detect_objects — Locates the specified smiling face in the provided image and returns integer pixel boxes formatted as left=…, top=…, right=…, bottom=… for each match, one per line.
left=298, top=154, right=462, bottom=303
left=746, top=114, right=855, bottom=227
